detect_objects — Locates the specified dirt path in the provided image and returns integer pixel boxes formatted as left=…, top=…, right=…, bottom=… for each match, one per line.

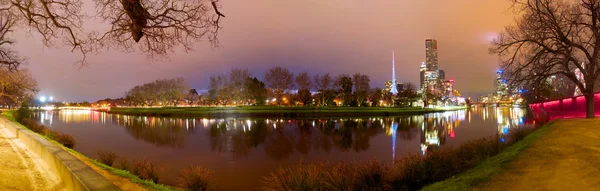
left=477, top=119, right=600, bottom=190
left=0, top=126, right=66, bottom=191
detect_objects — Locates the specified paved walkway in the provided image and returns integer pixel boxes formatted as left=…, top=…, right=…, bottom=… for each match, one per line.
left=477, top=119, right=600, bottom=190
left=0, top=120, right=65, bottom=191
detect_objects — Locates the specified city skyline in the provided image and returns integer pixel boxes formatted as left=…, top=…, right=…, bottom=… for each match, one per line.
left=13, top=0, right=515, bottom=101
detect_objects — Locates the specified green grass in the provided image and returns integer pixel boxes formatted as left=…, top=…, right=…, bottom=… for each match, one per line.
left=1, top=111, right=178, bottom=191
left=421, top=121, right=556, bottom=191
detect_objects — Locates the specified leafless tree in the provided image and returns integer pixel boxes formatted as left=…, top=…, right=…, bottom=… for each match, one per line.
left=228, top=68, right=250, bottom=103
left=491, top=0, right=600, bottom=118
left=313, top=73, right=333, bottom=106
left=0, top=13, right=23, bottom=70
left=0, top=0, right=225, bottom=65
left=92, top=0, right=225, bottom=60
left=208, top=72, right=228, bottom=104
left=0, top=68, right=38, bottom=106
left=264, top=66, right=294, bottom=105
left=295, top=71, right=312, bottom=90
left=207, top=68, right=252, bottom=105
left=125, top=77, right=188, bottom=106
left=352, top=73, right=370, bottom=106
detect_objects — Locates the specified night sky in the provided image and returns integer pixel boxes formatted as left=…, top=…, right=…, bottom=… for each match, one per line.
left=14, top=0, right=515, bottom=102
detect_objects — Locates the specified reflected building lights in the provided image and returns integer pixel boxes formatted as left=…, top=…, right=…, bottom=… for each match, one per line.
left=391, top=121, right=397, bottom=160
left=31, top=107, right=531, bottom=158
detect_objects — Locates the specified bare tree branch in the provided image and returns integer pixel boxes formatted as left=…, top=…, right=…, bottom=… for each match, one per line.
left=492, top=0, right=600, bottom=118
left=92, top=0, right=225, bottom=60
left=0, top=12, right=24, bottom=70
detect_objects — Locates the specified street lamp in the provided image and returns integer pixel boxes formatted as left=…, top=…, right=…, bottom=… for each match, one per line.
left=39, top=96, right=47, bottom=103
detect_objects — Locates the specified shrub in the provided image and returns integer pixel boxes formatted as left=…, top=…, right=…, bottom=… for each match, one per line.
left=264, top=133, right=531, bottom=191
left=323, top=162, right=357, bottom=190
left=115, top=158, right=130, bottom=171
left=178, top=166, right=215, bottom=191
left=97, top=151, right=118, bottom=167
left=21, top=119, right=47, bottom=134
left=508, top=127, right=535, bottom=143
left=15, top=102, right=32, bottom=122
left=389, top=135, right=506, bottom=190
left=132, top=159, right=160, bottom=183
left=263, top=163, right=325, bottom=191
left=352, top=160, right=389, bottom=190
left=44, top=129, right=59, bottom=140
left=264, top=161, right=391, bottom=191
left=56, top=133, right=77, bottom=149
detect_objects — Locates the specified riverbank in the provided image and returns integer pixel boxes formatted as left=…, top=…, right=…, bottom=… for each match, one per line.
left=423, top=118, right=600, bottom=190
left=1, top=111, right=178, bottom=191
left=108, top=106, right=467, bottom=118
left=476, top=118, right=600, bottom=190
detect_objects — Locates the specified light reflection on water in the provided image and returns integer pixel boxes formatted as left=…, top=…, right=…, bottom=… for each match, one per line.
left=33, top=107, right=530, bottom=190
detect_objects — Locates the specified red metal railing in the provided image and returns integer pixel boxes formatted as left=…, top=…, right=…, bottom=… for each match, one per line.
left=529, top=92, right=600, bottom=121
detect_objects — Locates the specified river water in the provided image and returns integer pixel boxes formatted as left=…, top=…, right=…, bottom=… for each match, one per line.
left=33, top=107, right=532, bottom=190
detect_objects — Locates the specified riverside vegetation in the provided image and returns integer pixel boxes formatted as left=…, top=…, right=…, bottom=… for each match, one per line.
left=263, top=127, right=536, bottom=191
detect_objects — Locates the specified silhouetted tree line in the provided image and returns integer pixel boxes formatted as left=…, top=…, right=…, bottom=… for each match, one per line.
left=205, top=66, right=419, bottom=107
left=125, top=78, right=188, bottom=106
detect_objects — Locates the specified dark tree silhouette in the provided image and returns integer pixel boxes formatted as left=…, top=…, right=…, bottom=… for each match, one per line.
left=264, top=66, right=294, bottom=105
left=1, top=0, right=225, bottom=65
left=352, top=73, right=370, bottom=106
left=334, top=74, right=353, bottom=106
left=491, top=0, right=600, bottom=118
left=0, top=13, right=23, bottom=70
left=313, top=73, right=334, bottom=106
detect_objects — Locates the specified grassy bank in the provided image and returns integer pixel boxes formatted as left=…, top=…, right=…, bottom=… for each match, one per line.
left=473, top=118, right=600, bottom=190
left=421, top=121, right=556, bottom=190
left=108, top=106, right=467, bottom=118
left=1, top=111, right=179, bottom=191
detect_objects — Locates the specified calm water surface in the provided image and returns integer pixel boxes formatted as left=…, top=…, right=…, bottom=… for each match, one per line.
left=34, top=107, right=532, bottom=190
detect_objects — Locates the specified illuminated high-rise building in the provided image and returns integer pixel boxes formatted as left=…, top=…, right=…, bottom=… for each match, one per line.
left=496, top=70, right=508, bottom=98
left=420, top=62, right=426, bottom=89
left=426, top=39, right=438, bottom=71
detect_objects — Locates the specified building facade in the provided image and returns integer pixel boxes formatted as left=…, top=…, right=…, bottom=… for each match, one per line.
left=495, top=70, right=508, bottom=99
left=426, top=39, right=438, bottom=71
left=420, top=62, right=426, bottom=90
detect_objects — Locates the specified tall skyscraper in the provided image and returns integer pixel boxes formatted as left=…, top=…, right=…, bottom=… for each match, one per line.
left=390, top=51, right=399, bottom=95
left=426, top=39, right=438, bottom=71
left=420, top=62, right=426, bottom=89
left=496, top=70, right=508, bottom=97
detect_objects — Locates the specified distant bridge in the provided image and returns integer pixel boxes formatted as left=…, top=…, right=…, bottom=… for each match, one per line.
left=58, top=106, right=92, bottom=110
left=471, top=100, right=518, bottom=107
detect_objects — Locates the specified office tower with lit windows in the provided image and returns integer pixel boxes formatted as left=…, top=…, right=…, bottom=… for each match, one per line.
left=420, top=62, right=426, bottom=90
left=426, top=39, right=438, bottom=71
left=496, top=70, right=508, bottom=98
